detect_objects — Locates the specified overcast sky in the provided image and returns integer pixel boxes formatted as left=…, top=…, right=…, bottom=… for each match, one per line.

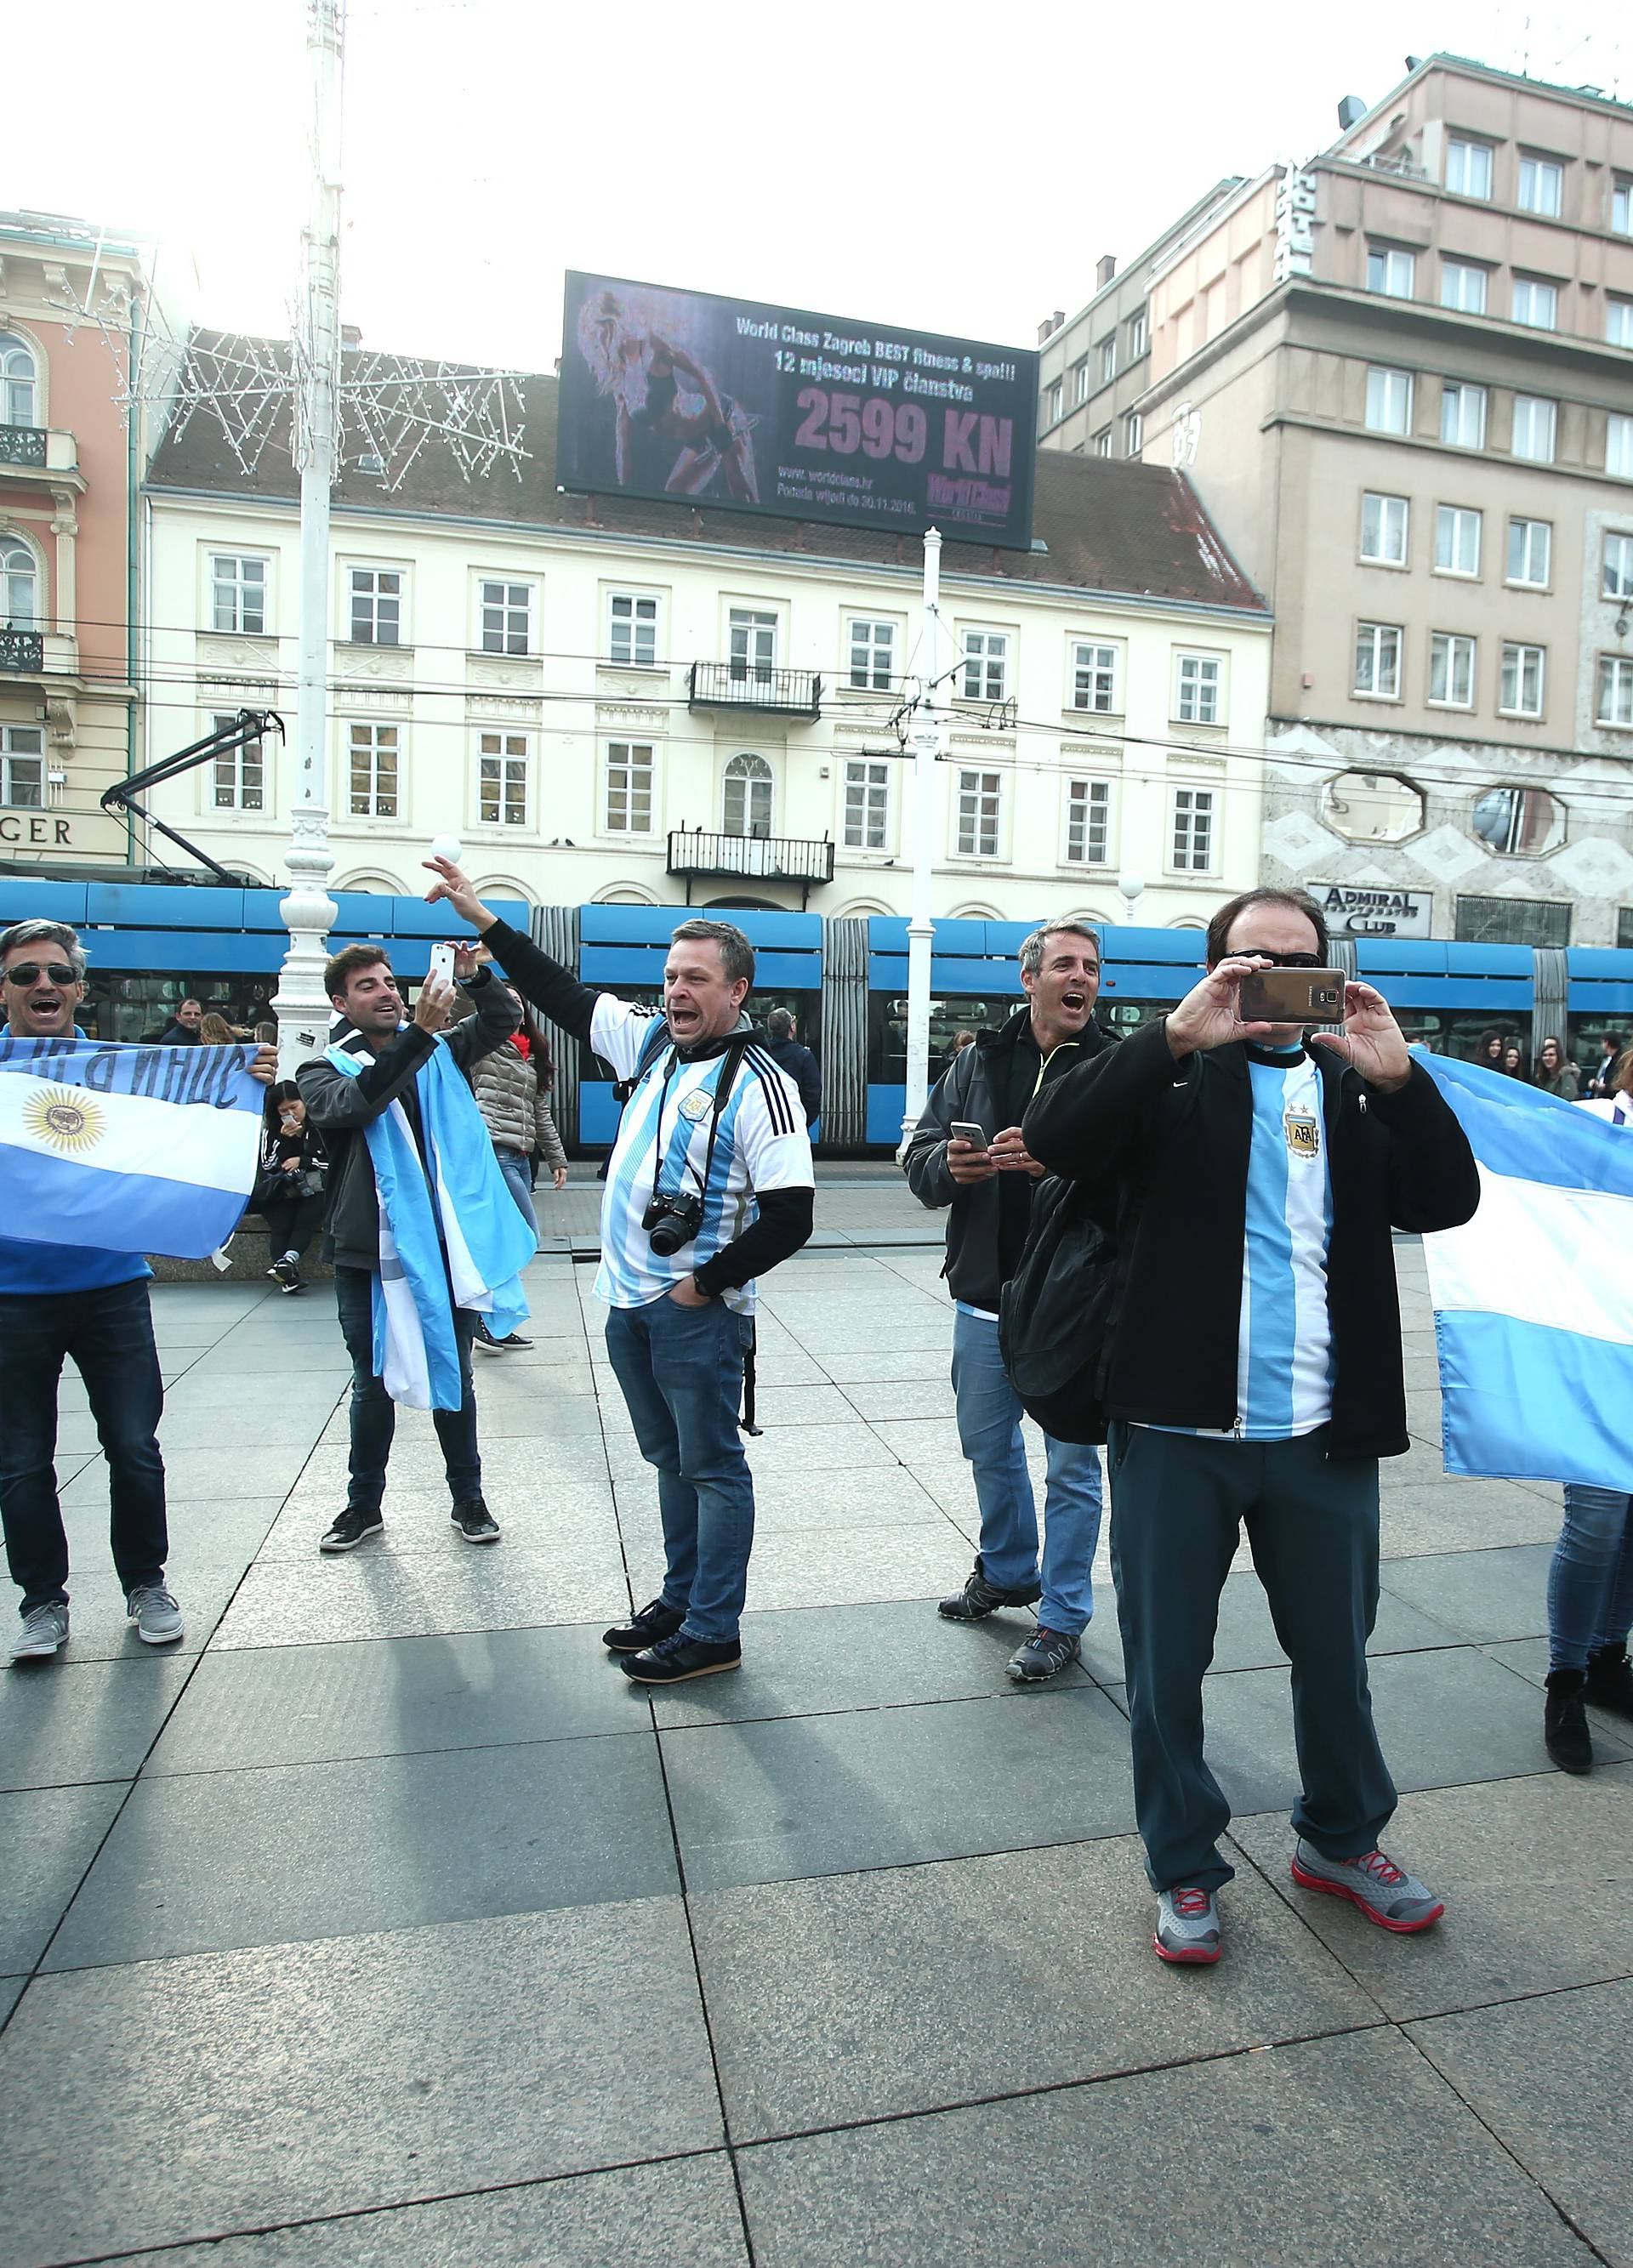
left=5, top=0, right=1627, bottom=373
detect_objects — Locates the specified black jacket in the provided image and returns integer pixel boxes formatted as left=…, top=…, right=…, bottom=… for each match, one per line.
left=762, top=1033, right=822, bottom=1126
left=1022, top=1015, right=1480, bottom=1458
left=905, top=1007, right=1115, bottom=1311
left=295, top=973, right=518, bottom=1270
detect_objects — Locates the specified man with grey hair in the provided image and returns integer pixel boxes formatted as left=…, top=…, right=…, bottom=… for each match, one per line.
left=905, top=921, right=1112, bottom=1681
left=0, top=920, right=274, bottom=1662
left=422, top=858, right=814, bottom=1684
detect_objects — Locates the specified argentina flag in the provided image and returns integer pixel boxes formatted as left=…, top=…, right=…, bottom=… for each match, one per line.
left=1417, top=1049, right=1633, bottom=1492
left=0, top=1036, right=263, bottom=1259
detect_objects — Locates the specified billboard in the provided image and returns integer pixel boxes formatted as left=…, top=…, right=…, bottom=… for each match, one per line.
left=557, top=271, right=1038, bottom=552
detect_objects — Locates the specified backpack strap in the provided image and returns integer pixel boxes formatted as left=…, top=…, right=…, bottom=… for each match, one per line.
left=610, top=1015, right=673, bottom=1106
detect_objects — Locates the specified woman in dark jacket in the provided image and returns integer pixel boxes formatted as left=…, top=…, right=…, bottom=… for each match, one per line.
left=1534, top=1035, right=1580, bottom=1099
left=257, top=1082, right=328, bottom=1293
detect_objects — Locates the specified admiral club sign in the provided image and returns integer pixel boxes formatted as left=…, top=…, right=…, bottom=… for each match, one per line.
left=1311, top=883, right=1434, bottom=939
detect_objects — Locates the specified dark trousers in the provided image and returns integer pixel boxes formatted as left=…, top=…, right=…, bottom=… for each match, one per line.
left=1107, top=1423, right=1397, bottom=1894
left=260, top=1189, right=327, bottom=1264
left=333, top=1265, right=481, bottom=1509
left=0, top=1276, right=168, bottom=1616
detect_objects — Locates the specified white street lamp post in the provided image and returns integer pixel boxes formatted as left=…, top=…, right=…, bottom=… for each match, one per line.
left=901, top=526, right=946, bottom=1146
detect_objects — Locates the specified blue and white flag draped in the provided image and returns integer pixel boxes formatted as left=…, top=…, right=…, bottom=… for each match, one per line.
left=324, top=1024, right=533, bottom=1412
left=0, top=1035, right=263, bottom=1258
left=1417, top=1049, right=1633, bottom=1491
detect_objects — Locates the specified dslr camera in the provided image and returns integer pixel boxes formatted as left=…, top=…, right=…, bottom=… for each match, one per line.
left=642, top=1187, right=705, bottom=1258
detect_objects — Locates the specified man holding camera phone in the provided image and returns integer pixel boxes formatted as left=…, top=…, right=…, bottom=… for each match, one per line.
left=1024, top=888, right=1479, bottom=1967
left=422, top=856, right=814, bottom=1684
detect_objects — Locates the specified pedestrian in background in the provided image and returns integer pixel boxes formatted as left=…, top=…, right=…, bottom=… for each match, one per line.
left=949, top=1029, right=978, bottom=1058
left=152, top=998, right=203, bottom=1044
left=255, top=1082, right=328, bottom=1293
left=1501, top=1041, right=1528, bottom=1079
left=467, top=986, right=566, bottom=1353
left=1476, top=1029, right=1505, bottom=1070
left=1587, top=1035, right=1626, bottom=1099
left=200, top=1012, right=244, bottom=1045
left=1534, top=1035, right=1580, bottom=1099
left=761, top=1007, right=822, bottom=1128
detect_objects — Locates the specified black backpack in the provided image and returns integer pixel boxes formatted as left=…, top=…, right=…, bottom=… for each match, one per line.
left=997, top=1175, right=1118, bottom=1445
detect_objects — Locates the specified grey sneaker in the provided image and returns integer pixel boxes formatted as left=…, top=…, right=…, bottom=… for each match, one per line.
left=127, top=1583, right=185, bottom=1646
left=1007, top=1628, right=1082, bottom=1683
left=938, top=1561, right=1044, bottom=1621
left=1290, top=1839, right=1444, bottom=1932
left=9, top=1603, right=69, bottom=1663
left=1154, top=1886, right=1220, bottom=1964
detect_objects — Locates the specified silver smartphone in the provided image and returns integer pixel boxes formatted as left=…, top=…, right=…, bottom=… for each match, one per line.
left=949, top=1121, right=988, bottom=1150
left=428, top=942, right=457, bottom=987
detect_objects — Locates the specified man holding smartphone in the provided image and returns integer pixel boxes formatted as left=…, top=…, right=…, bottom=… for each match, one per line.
left=1024, top=887, right=1479, bottom=1965
left=904, top=923, right=1112, bottom=1683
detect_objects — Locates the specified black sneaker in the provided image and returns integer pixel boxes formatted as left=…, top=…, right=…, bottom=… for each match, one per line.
left=603, top=1596, right=687, bottom=1653
left=451, top=1498, right=501, bottom=1544
left=319, top=1507, right=384, bottom=1554
left=472, top=1319, right=507, bottom=1356
left=498, top=1330, right=533, bottom=1350
left=269, top=1255, right=304, bottom=1294
left=1585, top=1645, right=1633, bottom=1719
left=1007, top=1628, right=1082, bottom=1682
left=1545, top=1668, right=1593, bottom=1774
left=618, top=1630, right=742, bottom=1684
left=938, top=1560, right=1043, bottom=1621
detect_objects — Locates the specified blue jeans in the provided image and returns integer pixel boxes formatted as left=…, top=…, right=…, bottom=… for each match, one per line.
left=604, top=1292, right=754, bottom=1644
left=1548, top=1486, right=1633, bottom=1671
left=950, top=1305, right=1102, bottom=1636
left=494, top=1145, right=539, bottom=1244
left=333, top=1265, right=481, bottom=1509
left=0, top=1276, right=168, bottom=1615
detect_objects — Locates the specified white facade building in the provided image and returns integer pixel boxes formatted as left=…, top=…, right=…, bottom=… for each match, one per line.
left=142, top=363, right=1272, bottom=927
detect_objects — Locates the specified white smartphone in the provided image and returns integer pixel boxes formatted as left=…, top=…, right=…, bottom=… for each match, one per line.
left=428, top=942, right=457, bottom=987
left=949, top=1121, right=988, bottom=1150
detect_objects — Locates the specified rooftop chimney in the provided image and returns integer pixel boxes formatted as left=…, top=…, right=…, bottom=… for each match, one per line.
left=1336, top=94, right=1366, bottom=130
left=1037, top=310, right=1065, bottom=343
left=1096, top=254, right=1117, bottom=289
left=341, top=322, right=362, bottom=347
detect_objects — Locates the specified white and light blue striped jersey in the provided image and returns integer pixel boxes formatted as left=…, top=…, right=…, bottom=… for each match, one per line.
left=589, top=996, right=814, bottom=1314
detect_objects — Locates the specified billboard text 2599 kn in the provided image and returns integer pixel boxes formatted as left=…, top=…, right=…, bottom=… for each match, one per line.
left=557, top=272, right=1039, bottom=554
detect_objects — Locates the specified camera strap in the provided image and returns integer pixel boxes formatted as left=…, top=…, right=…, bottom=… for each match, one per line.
left=652, top=1034, right=752, bottom=1203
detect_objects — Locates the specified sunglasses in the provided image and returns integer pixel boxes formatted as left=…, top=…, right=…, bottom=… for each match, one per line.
left=2, top=963, right=78, bottom=988
left=1234, top=951, right=1324, bottom=969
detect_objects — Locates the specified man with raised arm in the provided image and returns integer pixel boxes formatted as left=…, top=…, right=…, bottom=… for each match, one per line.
left=1024, top=888, right=1479, bottom=1968
left=423, top=857, right=814, bottom=1684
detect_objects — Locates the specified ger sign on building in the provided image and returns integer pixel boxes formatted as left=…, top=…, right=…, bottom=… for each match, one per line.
left=557, top=272, right=1038, bottom=551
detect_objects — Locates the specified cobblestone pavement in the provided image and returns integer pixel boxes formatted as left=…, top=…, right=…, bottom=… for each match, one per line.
left=2, top=1197, right=1629, bottom=2265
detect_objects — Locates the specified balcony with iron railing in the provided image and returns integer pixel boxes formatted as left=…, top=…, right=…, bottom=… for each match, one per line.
left=667, top=827, right=835, bottom=904
left=0, top=426, right=83, bottom=487
left=0, top=627, right=45, bottom=674
left=688, top=661, right=822, bottom=719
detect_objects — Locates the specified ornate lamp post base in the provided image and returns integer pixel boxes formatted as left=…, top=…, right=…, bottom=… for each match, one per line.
left=272, top=804, right=339, bottom=1074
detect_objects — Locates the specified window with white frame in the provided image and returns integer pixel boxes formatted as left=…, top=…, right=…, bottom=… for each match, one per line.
left=1517, top=152, right=1563, bottom=216
left=1507, top=517, right=1552, bottom=587
left=0, top=723, right=44, bottom=807
left=1360, top=492, right=1409, bottom=565
left=1094, top=428, right=1112, bottom=457
left=1511, top=395, right=1556, bottom=463
left=478, top=579, right=532, bottom=657
left=1445, top=137, right=1493, bottom=198
left=847, top=617, right=896, bottom=691
left=1, top=536, right=38, bottom=628
left=1071, top=358, right=1090, bottom=406
left=962, top=629, right=1009, bottom=702
left=728, top=608, right=776, bottom=684
left=1499, top=641, right=1546, bottom=717
left=1606, top=532, right=1633, bottom=600
left=1169, top=785, right=1215, bottom=872
left=1065, top=778, right=1111, bottom=865
left=607, top=591, right=659, bottom=667
left=1354, top=622, right=1403, bottom=698
left=1124, top=410, right=1144, bottom=454
left=722, top=751, right=773, bottom=836
left=1440, top=258, right=1488, bottom=314
left=1511, top=275, right=1558, bottom=330
left=956, top=769, right=1002, bottom=857
left=0, top=333, right=37, bottom=427
left=1441, top=381, right=1488, bottom=448
left=1429, top=633, right=1477, bottom=708
left=604, top=740, right=654, bottom=833
left=1598, top=656, right=1633, bottom=727
left=1365, top=366, right=1413, bottom=434
left=209, top=554, right=268, bottom=636
left=1609, top=415, right=1633, bottom=480
left=1368, top=244, right=1416, bottom=298
left=478, top=731, right=530, bottom=826
left=1609, top=298, right=1633, bottom=349
left=1616, top=178, right=1633, bottom=234
left=349, top=566, right=402, bottom=645
left=1070, top=639, right=1120, bottom=712
left=1046, top=379, right=1064, bottom=426
left=1435, top=505, right=1482, bottom=577
left=1099, top=337, right=1116, bottom=384
left=1128, top=307, right=1148, bottom=358
left=348, top=721, right=399, bottom=816
left=842, top=759, right=890, bottom=850
left=1174, top=651, right=1221, bottom=725
left=211, top=713, right=265, bottom=810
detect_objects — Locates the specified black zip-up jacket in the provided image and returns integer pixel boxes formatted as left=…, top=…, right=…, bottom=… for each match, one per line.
left=480, top=917, right=813, bottom=1296
left=904, top=1005, right=1115, bottom=1312
left=296, top=972, right=517, bottom=1270
left=762, top=1033, right=822, bottom=1127
left=1021, top=1015, right=1479, bottom=1458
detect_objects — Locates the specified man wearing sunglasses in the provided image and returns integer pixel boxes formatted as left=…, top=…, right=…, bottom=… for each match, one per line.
left=1025, top=888, right=1479, bottom=1969
left=0, top=918, right=274, bottom=1663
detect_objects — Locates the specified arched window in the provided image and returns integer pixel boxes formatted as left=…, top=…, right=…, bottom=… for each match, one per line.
left=722, top=752, right=773, bottom=838
left=1, top=537, right=37, bottom=630
left=0, top=334, right=37, bottom=428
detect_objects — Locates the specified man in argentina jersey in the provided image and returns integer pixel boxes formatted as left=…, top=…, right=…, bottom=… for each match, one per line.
left=1025, top=888, right=1478, bottom=1970
left=422, top=859, right=814, bottom=1685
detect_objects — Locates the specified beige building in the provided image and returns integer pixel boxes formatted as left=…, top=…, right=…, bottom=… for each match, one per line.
left=1044, top=57, right=1633, bottom=946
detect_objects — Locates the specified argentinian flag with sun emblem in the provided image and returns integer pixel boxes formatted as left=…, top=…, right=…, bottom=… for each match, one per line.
left=0, top=1036, right=263, bottom=1258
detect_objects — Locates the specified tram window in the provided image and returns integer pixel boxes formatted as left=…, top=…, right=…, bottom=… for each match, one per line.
left=83, top=975, right=270, bottom=1043
left=869, top=993, right=1021, bottom=1083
